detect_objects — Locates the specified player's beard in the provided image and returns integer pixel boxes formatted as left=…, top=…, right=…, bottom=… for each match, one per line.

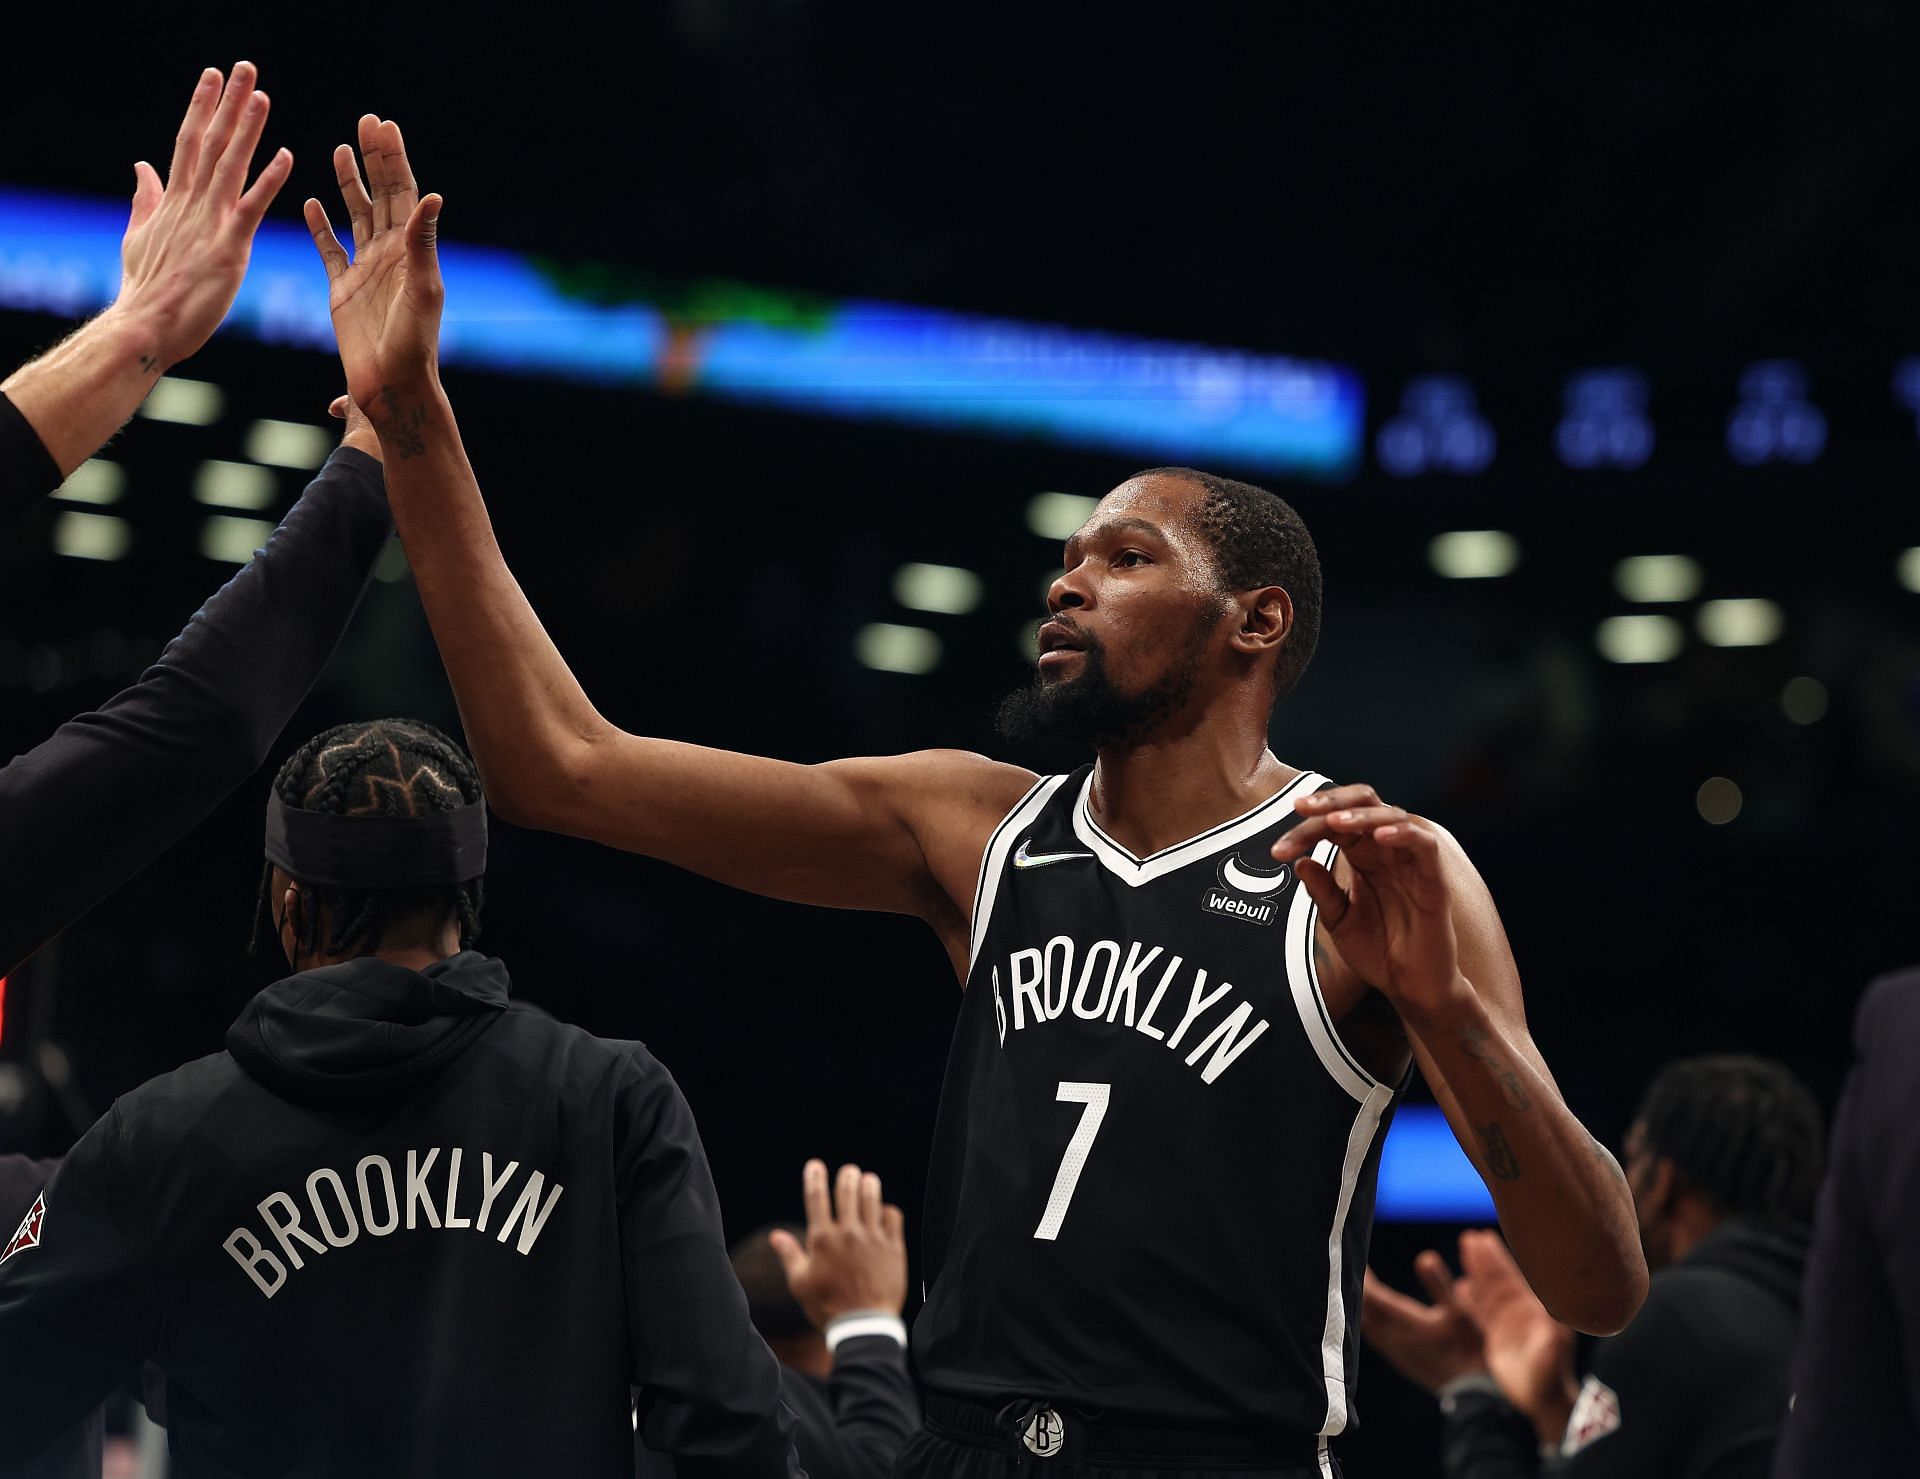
left=996, top=612, right=1214, bottom=748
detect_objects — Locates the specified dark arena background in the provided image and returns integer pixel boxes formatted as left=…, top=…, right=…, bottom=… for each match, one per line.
left=2, top=7, right=1917, bottom=1474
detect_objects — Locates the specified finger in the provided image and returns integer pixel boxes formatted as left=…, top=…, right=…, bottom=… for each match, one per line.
left=882, top=1204, right=906, bottom=1244
left=333, top=144, right=374, bottom=251
left=767, top=1228, right=807, bottom=1285
left=834, top=1163, right=863, bottom=1226
left=1294, top=784, right=1383, bottom=814
left=303, top=199, right=350, bottom=283
left=210, top=88, right=271, bottom=202
left=859, top=1171, right=883, bottom=1229
left=128, top=161, right=164, bottom=233
left=1414, top=1249, right=1455, bottom=1308
left=382, top=119, right=419, bottom=222
left=234, top=147, right=293, bottom=232
left=1360, top=1271, right=1427, bottom=1328
left=167, top=67, right=222, bottom=184
left=800, top=1158, right=831, bottom=1233
left=405, top=195, right=444, bottom=291
left=1292, top=858, right=1347, bottom=928
left=329, top=396, right=350, bottom=419
left=194, top=61, right=258, bottom=190
left=359, top=114, right=392, bottom=232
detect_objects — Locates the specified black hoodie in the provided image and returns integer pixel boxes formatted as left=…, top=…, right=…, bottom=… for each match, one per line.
left=0, top=952, right=802, bottom=1479
left=1441, top=1217, right=1808, bottom=1479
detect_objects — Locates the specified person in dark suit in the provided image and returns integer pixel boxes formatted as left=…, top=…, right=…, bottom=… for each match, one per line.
left=1773, top=967, right=1920, bottom=1476
left=639, top=1159, right=920, bottom=1479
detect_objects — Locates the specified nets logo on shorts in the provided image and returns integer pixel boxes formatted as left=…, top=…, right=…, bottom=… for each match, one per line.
left=1, top=1191, right=45, bottom=1265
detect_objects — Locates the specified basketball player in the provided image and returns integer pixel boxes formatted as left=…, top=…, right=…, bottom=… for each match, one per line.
left=306, top=119, right=1647, bottom=1476
left=0, top=720, right=801, bottom=1477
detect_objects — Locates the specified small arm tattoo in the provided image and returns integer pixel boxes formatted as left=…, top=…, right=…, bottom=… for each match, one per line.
left=1459, top=1023, right=1533, bottom=1112
left=1477, top=1122, right=1521, bottom=1181
left=379, top=387, right=429, bottom=459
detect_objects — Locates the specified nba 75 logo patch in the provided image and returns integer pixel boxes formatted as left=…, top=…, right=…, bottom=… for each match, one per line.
left=1200, top=854, right=1291, bottom=926
left=2, top=1190, right=46, bottom=1265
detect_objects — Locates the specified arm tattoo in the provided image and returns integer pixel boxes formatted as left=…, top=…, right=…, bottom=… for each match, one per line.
left=379, top=387, right=429, bottom=459
left=1476, top=1122, right=1521, bottom=1181
left=137, top=353, right=160, bottom=377
left=1459, top=1023, right=1533, bottom=1112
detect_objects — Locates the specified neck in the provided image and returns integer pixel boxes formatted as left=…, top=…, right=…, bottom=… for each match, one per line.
left=1088, top=716, right=1294, bottom=858
left=1663, top=1201, right=1725, bottom=1266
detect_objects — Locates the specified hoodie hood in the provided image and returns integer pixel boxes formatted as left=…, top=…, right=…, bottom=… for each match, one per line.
left=1681, top=1215, right=1811, bottom=1312
left=226, top=951, right=511, bottom=1106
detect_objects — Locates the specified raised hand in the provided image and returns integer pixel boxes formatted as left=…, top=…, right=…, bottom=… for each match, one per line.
left=114, top=62, right=294, bottom=369
left=304, top=116, right=444, bottom=435
left=1359, top=1252, right=1488, bottom=1395
left=768, top=1159, right=908, bottom=1332
left=1272, top=783, right=1464, bottom=1026
left=1453, top=1229, right=1579, bottom=1443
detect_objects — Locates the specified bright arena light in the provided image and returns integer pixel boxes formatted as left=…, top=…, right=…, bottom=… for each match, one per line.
left=139, top=376, right=224, bottom=425
left=1026, top=492, right=1099, bottom=541
left=1781, top=676, right=1829, bottom=725
left=855, top=623, right=942, bottom=675
left=199, top=514, right=277, bottom=564
left=56, top=458, right=125, bottom=505
left=245, top=418, right=332, bottom=469
left=193, top=461, right=277, bottom=511
left=1614, top=554, right=1702, bottom=603
left=1697, top=598, right=1784, bottom=647
left=1899, top=547, right=1920, bottom=594
left=1596, top=614, right=1683, bottom=664
left=51, top=511, right=131, bottom=561
left=892, top=563, right=984, bottom=615
left=1695, top=776, right=1743, bottom=825
left=1017, top=620, right=1042, bottom=659
left=1427, top=530, right=1519, bottom=579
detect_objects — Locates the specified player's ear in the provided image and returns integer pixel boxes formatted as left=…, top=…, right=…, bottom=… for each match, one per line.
left=1645, top=1156, right=1680, bottom=1217
left=1228, top=585, right=1292, bottom=658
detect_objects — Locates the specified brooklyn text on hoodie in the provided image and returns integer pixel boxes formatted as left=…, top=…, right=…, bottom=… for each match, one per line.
left=222, top=1145, right=563, bottom=1298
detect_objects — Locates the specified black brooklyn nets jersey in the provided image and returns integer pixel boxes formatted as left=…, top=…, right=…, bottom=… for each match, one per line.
left=915, top=764, right=1403, bottom=1447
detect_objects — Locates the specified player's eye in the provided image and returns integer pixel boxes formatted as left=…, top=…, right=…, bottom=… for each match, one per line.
left=1115, top=549, right=1151, bottom=567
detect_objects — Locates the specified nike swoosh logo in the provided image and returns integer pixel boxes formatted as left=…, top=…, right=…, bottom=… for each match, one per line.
left=1013, top=838, right=1094, bottom=869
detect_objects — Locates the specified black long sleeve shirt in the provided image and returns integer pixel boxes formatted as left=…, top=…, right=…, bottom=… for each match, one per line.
left=0, top=435, right=391, bottom=976
left=637, top=1334, right=920, bottom=1479
left=1, top=390, right=63, bottom=522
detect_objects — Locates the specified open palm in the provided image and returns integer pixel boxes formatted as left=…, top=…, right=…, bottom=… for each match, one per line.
left=303, top=115, right=443, bottom=419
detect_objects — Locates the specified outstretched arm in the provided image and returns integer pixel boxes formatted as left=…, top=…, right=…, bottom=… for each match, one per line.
left=2, top=63, right=293, bottom=519
left=1275, top=789, right=1647, bottom=1335
left=305, top=120, right=1030, bottom=953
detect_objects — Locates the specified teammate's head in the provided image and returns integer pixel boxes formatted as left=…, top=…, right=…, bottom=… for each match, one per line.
left=997, top=467, right=1321, bottom=747
left=730, top=1224, right=813, bottom=1342
left=252, top=718, right=486, bottom=969
left=1623, top=1054, right=1824, bottom=1268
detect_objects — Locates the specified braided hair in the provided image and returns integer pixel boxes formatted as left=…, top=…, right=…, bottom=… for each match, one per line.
left=252, top=718, right=485, bottom=959
left=1636, top=1054, right=1825, bottom=1225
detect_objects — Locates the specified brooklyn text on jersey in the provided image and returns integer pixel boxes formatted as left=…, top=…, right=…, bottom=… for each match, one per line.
left=223, top=1145, right=564, bottom=1298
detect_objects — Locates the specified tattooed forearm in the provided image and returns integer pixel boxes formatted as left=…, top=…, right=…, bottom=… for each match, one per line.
left=378, top=387, right=430, bottom=459
left=1476, top=1122, right=1521, bottom=1181
left=1459, top=1023, right=1533, bottom=1112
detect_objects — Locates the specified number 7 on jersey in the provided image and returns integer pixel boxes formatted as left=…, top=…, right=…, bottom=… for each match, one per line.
left=1034, top=1081, right=1111, bottom=1241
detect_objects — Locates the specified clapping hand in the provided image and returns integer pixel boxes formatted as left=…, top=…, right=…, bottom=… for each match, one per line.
left=769, top=1159, right=908, bottom=1332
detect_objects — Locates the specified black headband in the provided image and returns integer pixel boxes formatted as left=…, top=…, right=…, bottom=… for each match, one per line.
left=264, top=792, right=488, bottom=890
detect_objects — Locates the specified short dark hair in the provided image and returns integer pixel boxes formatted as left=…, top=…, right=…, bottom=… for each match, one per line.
left=730, top=1224, right=811, bottom=1340
left=1636, top=1055, right=1825, bottom=1224
left=1134, top=466, right=1323, bottom=700
left=252, top=718, right=485, bottom=959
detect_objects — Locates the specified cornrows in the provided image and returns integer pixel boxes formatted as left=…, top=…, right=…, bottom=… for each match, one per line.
left=251, top=719, right=486, bottom=960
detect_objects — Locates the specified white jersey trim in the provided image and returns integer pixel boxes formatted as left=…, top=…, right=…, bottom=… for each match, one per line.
left=967, top=774, right=1072, bottom=973
left=1069, top=768, right=1322, bottom=888
left=1317, top=1081, right=1395, bottom=1437
left=1284, top=835, right=1383, bottom=1104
